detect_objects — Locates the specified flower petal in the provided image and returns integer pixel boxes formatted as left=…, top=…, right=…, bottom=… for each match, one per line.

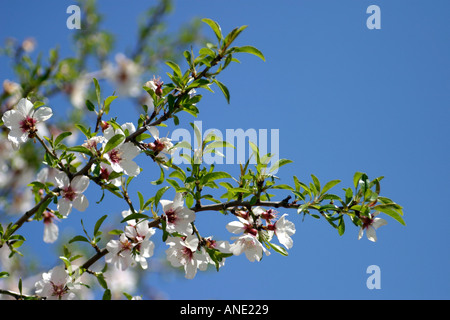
left=2, top=110, right=22, bottom=129
left=58, top=198, right=72, bottom=217
left=71, top=175, right=89, bottom=193
left=33, top=107, right=53, bottom=122
left=55, top=172, right=70, bottom=189
left=16, top=98, right=33, bottom=117
left=73, top=194, right=89, bottom=212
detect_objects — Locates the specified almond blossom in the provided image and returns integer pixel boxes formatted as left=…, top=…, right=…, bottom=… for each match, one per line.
left=266, top=213, right=296, bottom=250
left=43, top=211, right=59, bottom=244
left=55, top=172, right=90, bottom=217
left=229, top=234, right=265, bottom=262
left=105, top=233, right=134, bottom=271
left=104, top=53, right=142, bottom=97
left=160, top=193, right=195, bottom=235
left=146, top=125, right=174, bottom=162
left=358, top=212, right=388, bottom=242
left=103, top=123, right=141, bottom=177
left=35, top=265, right=80, bottom=300
left=1, top=98, right=53, bottom=149
left=165, top=235, right=209, bottom=279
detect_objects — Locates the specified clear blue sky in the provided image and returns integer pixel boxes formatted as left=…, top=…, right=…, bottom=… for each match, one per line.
left=1, top=0, right=449, bottom=300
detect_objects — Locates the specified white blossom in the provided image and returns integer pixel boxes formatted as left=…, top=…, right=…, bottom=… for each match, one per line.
left=35, top=266, right=80, bottom=300
left=1, top=98, right=52, bottom=149
left=104, top=53, right=142, bottom=97
left=105, top=233, right=134, bottom=271
left=165, top=235, right=209, bottom=279
left=55, top=172, right=90, bottom=217
left=103, top=123, right=141, bottom=177
left=268, top=214, right=296, bottom=249
left=358, top=212, right=388, bottom=242
left=160, top=193, right=195, bottom=235
left=43, top=211, right=59, bottom=244
left=229, top=234, right=265, bottom=262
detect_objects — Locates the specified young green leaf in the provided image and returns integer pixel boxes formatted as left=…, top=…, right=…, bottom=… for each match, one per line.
left=103, top=134, right=125, bottom=154
left=201, top=18, right=223, bottom=42
left=233, top=46, right=266, bottom=61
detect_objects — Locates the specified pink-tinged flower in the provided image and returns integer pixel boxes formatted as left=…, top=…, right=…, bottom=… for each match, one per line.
left=124, top=221, right=156, bottom=270
left=226, top=216, right=259, bottom=237
left=104, top=53, right=142, bottom=97
left=55, top=172, right=89, bottom=217
left=43, top=211, right=59, bottom=244
left=1, top=98, right=52, bottom=149
left=35, top=266, right=79, bottom=300
left=267, top=214, right=296, bottom=249
left=105, top=233, right=135, bottom=271
left=103, top=123, right=141, bottom=177
left=160, top=193, right=196, bottom=235
left=229, top=234, right=265, bottom=262
left=358, top=212, right=388, bottom=242
left=145, top=126, right=174, bottom=161
left=165, top=235, right=209, bottom=279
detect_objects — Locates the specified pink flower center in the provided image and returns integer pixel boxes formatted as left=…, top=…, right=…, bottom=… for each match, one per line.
left=63, top=186, right=77, bottom=201
left=108, top=149, right=122, bottom=164
left=100, top=167, right=110, bottom=180
left=50, top=281, right=68, bottom=299
left=165, top=208, right=177, bottom=224
left=151, top=139, right=166, bottom=152
left=19, top=116, right=37, bottom=134
left=182, top=246, right=194, bottom=261
left=361, top=216, right=374, bottom=229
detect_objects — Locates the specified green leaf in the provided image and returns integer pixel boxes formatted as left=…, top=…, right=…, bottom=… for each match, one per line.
left=154, top=186, right=171, bottom=210
left=54, top=131, right=72, bottom=146
left=103, top=134, right=125, bottom=154
left=104, top=95, right=117, bottom=115
left=151, top=165, right=165, bottom=185
left=353, top=172, right=364, bottom=189
left=201, top=172, right=231, bottom=185
left=93, top=78, right=101, bottom=106
left=166, top=61, right=182, bottom=78
left=121, top=213, right=149, bottom=224
left=93, top=215, right=108, bottom=237
left=269, top=159, right=293, bottom=173
left=66, top=146, right=93, bottom=157
left=0, top=272, right=9, bottom=279
left=321, top=180, right=341, bottom=195
left=86, top=99, right=96, bottom=112
left=373, top=204, right=406, bottom=226
left=213, top=79, right=230, bottom=104
left=201, top=18, right=223, bottom=42
left=102, top=289, right=111, bottom=300
left=266, top=241, right=288, bottom=256
left=68, top=235, right=90, bottom=244
left=233, top=45, right=266, bottom=61
left=311, top=174, right=321, bottom=194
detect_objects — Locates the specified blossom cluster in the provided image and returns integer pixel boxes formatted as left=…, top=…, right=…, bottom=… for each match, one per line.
left=227, top=207, right=296, bottom=262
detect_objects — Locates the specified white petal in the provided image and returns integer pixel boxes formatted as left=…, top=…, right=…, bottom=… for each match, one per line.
left=226, top=220, right=246, bottom=234
left=16, top=98, right=33, bottom=117
left=121, top=142, right=140, bottom=159
left=33, top=107, right=53, bottom=122
left=358, top=227, right=364, bottom=240
left=8, top=128, right=28, bottom=144
left=43, top=223, right=59, bottom=243
left=147, top=126, right=160, bottom=139
left=160, top=200, right=174, bottom=213
left=121, top=159, right=140, bottom=177
left=73, top=194, right=89, bottom=212
left=2, top=110, right=22, bottom=129
left=372, top=218, right=388, bottom=229
left=58, top=198, right=72, bottom=217
left=366, top=226, right=377, bottom=242
left=173, top=193, right=185, bottom=209
left=71, top=175, right=89, bottom=193
left=55, top=172, right=70, bottom=189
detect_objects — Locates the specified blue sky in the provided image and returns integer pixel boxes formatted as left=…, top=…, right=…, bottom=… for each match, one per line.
left=1, top=0, right=449, bottom=300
